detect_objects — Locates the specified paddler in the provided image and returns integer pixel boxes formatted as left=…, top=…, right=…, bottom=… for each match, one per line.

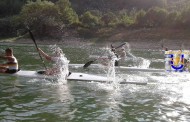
left=183, top=50, right=190, bottom=71
left=173, top=49, right=182, bottom=66
left=117, top=46, right=126, bottom=61
left=0, top=48, right=19, bottom=73
left=110, top=47, right=119, bottom=66
left=98, top=48, right=119, bottom=67
left=37, top=47, right=70, bottom=76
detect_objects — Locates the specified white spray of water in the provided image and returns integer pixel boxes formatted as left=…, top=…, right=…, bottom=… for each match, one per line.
left=125, top=42, right=150, bottom=68
left=107, top=49, right=116, bottom=82
left=50, top=45, right=70, bottom=84
left=125, top=42, right=136, bottom=59
left=106, top=49, right=122, bottom=90
left=138, top=58, right=151, bottom=68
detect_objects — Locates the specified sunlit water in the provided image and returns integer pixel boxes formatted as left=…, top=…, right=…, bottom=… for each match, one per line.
left=0, top=43, right=190, bottom=122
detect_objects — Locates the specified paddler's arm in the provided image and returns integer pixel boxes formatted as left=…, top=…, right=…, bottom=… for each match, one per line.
left=0, top=64, right=9, bottom=67
left=38, top=48, right=51, bottom=61
left=0, top=55, right=7, bottom=59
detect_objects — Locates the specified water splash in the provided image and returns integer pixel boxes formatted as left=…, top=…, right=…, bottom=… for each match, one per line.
left=137, top=57, right=151, bottom=68
left=104, top=49, right=116, bottom=82
left=125, top=42, right=136, bottom=59
left=125, top=42, right=150, bottom=68
left=49, top=45, right=70, bottom=84
left=106, top=49, right=123, bottom=91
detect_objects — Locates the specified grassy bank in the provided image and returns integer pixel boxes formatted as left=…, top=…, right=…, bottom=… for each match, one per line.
left=1, top=28, right=190, bottom=50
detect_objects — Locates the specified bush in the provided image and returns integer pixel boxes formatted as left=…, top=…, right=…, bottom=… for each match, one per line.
left=135, top=10, right=146, bottom=27
left=143, top=7, right=168, bottom=27
left=101, top=12, right=119, bottom=27
left=118, top=11, right=135, bottom=27
left=166, top=11, right=181, bottom=28
left=80, top=11, right=100, bottom=28
left=20, top=0, right=61, bottom=37
left=0, top=16, right=23, bottom=37
left=56, top=0, right=79, bottom=26
left=0, top=0, right=27, bottom=17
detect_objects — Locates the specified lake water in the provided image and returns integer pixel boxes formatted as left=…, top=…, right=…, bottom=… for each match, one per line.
left=0, top=43, right=190, bottom=122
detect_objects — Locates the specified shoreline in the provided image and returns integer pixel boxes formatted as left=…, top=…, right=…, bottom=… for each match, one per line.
left=1, top=38, right=190, bottom=50
left=1, top=28, right=190, bottom=50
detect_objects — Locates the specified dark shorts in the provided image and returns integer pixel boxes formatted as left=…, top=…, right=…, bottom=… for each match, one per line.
left=5, top=69, right=18, bottom=74
left=115, top=61, right=119, bottom=66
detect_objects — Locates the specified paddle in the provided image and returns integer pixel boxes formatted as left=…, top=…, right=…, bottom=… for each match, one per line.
left=28, top=29, right=47, bottom=70
left=83, top=42, right=126, bottom=68
left=161, top=39, right=168, bottom=51
left=83, top=53, right=105, bottom=68
left=112, top=42, right=126, bottom=49
left=180, top=42, right=185, bottom=50
left=161, top=40, right=164, bottom=49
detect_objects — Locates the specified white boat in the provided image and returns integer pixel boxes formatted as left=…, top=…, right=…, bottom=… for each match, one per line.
left=69, top=64, right=165, bottom=72
left=11, top=70, right=108, bottom=82
left=116, top=66, right=165, bottom=72
left=1, top=70, right=147, bottom=85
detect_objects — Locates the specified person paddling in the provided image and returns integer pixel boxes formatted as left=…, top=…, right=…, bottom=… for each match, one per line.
left=117, top=46, right=126, bottom=61
left=83, top=42, right=126, bottom=68
left=110, top=47, right=119, bottom=66
left=110, top=45, right=127, bottom=66
left=37, top=47, right=70, bottom=76
left=0, top=48, right=18, bottom=73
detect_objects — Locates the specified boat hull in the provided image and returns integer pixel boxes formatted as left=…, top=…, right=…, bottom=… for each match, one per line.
left=1, top=70, right=147, bottom=85
left=69, top=64, right=165, bottom=72
left=10, top=70, right=108, bottom=82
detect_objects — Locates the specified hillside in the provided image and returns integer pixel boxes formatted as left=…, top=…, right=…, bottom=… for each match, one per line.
left=0, top=0, right=190, bottom=40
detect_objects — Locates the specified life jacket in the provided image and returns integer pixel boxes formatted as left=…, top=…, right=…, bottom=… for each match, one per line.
left=6, top=56, right=18, bottom=70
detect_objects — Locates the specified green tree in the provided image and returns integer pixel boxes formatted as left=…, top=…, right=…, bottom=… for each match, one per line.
left=101, top=12, right=119, bottom=27
left=144, top=7, right=168, bottom=27
left=56, top=0, right=79, bottom=26
left=135, top=10, right=146, bottom=27
left=20, top=0, right=61, bottom=36
left=80, top=11, right=100, bottom=28
left=118, top=11, right=135, bottom=27
left=166, top=11, right=180, bottom=27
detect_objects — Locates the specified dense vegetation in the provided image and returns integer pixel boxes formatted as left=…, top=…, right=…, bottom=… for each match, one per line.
left=0, top=0, right=190, bottom=38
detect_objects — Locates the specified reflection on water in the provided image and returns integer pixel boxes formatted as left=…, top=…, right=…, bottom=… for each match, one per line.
left=0, top=44, right=190, bottom=121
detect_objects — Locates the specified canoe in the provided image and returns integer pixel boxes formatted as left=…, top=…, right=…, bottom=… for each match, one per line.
left=1, top=70, right=147, bottom=85
left=69, top=64, right=165, bottom=72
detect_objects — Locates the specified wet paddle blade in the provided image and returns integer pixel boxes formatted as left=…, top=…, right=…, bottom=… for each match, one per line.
left=111, top=44, right=114, bottom=48
left=83, top=60, right=95, bottom=68
left=115, top=42, right=126, bottom=49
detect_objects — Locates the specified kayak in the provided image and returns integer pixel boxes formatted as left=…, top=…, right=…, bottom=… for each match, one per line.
left=69, top=64, right=165, bottom=72
left=1, top=70, right=147, bottom=85
left=10, top=70, right=108, bottom=81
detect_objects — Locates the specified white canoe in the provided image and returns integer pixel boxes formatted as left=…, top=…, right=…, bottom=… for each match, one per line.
left=69, top=64, right=165, bottom=72
left=10, top=70, right=108, bottom=81
left=2, top=70, right=147, bottom=85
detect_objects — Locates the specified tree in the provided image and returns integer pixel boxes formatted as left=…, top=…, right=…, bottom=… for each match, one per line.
left=20, top=0, right=61, bottom=36
left=0, top=0, right=27, bottom=17
left=56, top=0, right=79, bottom=26
left=118, top=10, right=135, bottom=27
left=166, top=11, right=180, bottom=27
left=80, top=11, right=100, bottom=28
left=101, top=12, right=119, bottom=27
left=135, top=10, right=146, bottom=27
left=144, top=7, right=168, bottom=27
